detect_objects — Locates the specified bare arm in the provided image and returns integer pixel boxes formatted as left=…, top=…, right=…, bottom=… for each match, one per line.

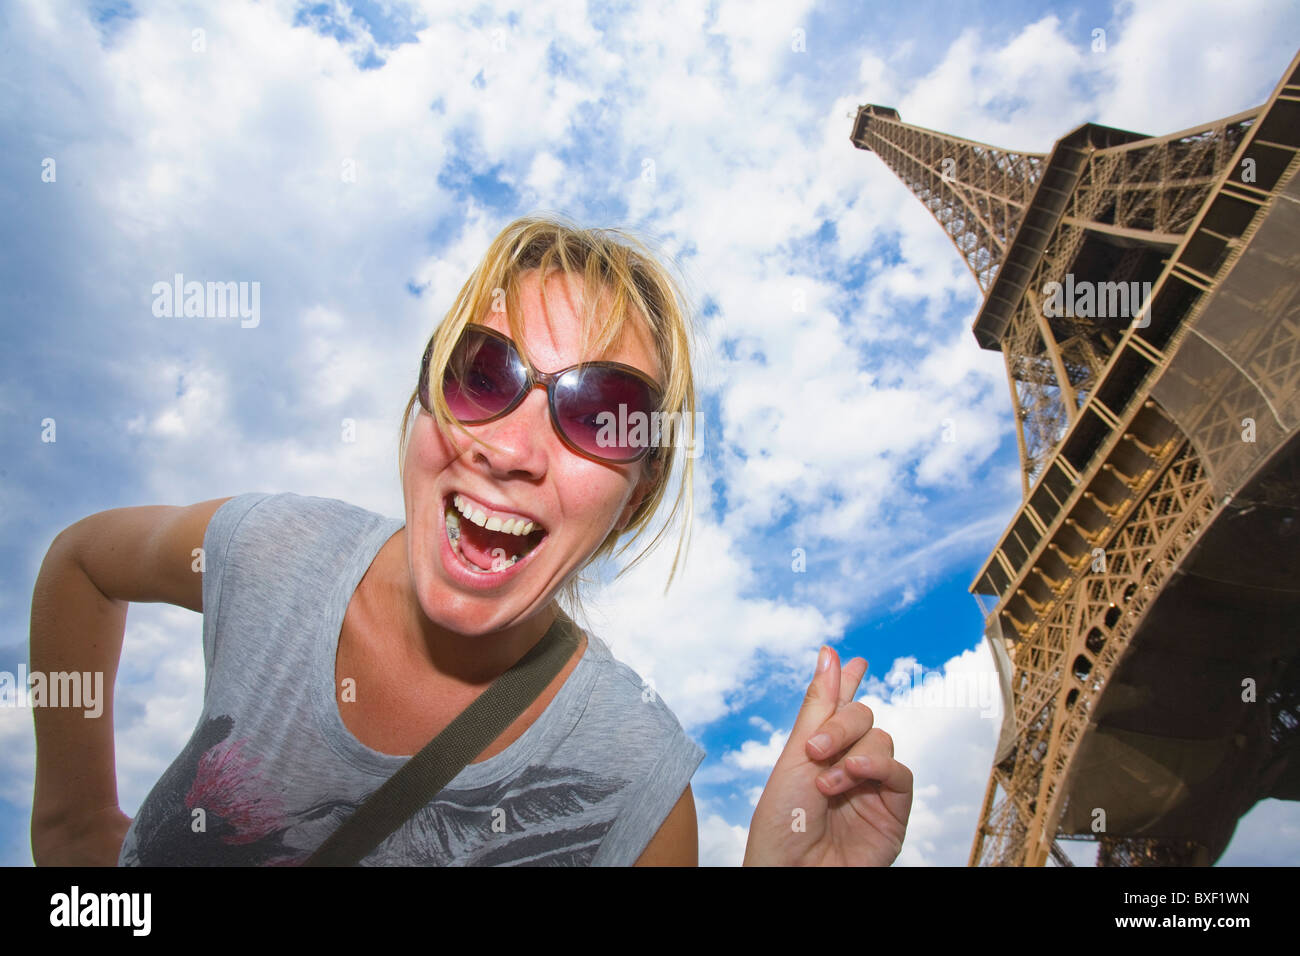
left=633, top=784, right=698, bottom=866
left=29, top=497, right=231, bottom=865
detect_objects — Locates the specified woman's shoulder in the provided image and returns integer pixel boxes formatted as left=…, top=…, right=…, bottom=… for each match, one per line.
left=572, top=632, right=701, bottom=754
left=556, top=632, right=706, bottom=866
left=579, top=633, right=655, bottom=700
left=207, top=492, right=393, bottom=547
left=202, top=492, right=400, bottom=588
left=211, top=490, right=388, bottom=525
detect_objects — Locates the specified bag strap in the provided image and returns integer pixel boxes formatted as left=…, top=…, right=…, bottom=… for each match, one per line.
left=305, top=612, right=580, bottom=866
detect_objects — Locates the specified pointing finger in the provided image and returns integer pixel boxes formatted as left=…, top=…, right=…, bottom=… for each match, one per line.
left=788, top=646, right=841, bottom=749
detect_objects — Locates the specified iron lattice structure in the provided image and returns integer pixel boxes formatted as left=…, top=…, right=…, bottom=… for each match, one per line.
left=852, top=50, right=1300, bottom=866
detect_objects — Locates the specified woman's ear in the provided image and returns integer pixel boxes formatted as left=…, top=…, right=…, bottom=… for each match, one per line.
left=616, top=451, right=663, bottom=532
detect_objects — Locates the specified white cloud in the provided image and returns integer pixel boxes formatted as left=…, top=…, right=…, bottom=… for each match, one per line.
left=723, top=730, right=791, bottom=772
left=698, top=810, right=750, bottom=867
left=1093, top=0, right=1299, bottom=133
left=523, top=152, right=567, bottom=197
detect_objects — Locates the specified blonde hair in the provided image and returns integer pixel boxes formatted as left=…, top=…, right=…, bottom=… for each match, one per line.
left=399, top=213, right=697, bottom=616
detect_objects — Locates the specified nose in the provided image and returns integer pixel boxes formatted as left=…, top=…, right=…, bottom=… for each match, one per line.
left=467, top=382, right=552, bottom=478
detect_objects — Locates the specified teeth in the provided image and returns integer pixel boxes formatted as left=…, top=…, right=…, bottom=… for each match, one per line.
left=445, top=498, right=524, bottom=573
left=453, top=494, right=539, bottom=537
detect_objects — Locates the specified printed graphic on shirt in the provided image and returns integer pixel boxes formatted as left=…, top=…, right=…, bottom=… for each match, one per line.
left=122, top=715, right=343, bottom=865
left=122, top=714, right=629, bottom=866
left=369, top=764, right=627, bottom=866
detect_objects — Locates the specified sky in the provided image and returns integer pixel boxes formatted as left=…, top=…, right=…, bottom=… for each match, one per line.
left=2, top=0, right=1298, bottom=867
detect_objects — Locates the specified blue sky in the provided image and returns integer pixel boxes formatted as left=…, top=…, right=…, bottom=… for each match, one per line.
left=2, top=0, right=1298, bottom=866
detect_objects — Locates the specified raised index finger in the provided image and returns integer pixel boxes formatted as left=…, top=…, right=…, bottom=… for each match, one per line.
left=788, top=646, right=842, bottom=749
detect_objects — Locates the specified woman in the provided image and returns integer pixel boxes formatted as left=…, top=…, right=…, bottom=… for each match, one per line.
left=30, top=215, right=912, bottom=866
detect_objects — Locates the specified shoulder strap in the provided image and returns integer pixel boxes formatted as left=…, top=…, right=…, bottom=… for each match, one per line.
left=305, top=612, right=581, bottom=866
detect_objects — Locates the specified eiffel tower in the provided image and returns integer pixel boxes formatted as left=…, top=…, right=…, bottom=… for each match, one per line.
left=852, top=49, right=1300, bottom=866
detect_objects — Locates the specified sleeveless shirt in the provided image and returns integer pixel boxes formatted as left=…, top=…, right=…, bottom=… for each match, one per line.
left=117, top=492, right=705, bottom=866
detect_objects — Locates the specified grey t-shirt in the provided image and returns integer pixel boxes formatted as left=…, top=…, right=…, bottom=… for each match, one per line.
left=118, top=492, right=705, bottom=866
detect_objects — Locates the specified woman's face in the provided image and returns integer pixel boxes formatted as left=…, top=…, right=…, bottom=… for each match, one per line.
left=403, top=268, right=661, bottom=637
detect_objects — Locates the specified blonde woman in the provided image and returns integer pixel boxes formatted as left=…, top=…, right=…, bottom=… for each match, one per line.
left=30, top=215, right=913, bottom=866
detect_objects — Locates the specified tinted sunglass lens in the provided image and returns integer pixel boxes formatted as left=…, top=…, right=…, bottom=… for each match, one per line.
left=554, top=368, right=659, bottom=462
left=443, top=329, right=524, bottom=421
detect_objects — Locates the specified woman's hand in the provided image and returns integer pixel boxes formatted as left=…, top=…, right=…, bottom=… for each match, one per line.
left=743, top=646, right=912, bottom=866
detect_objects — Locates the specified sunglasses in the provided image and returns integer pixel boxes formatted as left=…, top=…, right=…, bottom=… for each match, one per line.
left=419, top=324, right=665, bottom=464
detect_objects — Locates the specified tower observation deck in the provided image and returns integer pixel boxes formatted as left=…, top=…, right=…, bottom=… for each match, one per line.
left=852, top=50, right=1300, bottom=866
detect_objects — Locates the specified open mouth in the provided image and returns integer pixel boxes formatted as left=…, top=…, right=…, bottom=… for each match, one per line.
left=444, top=493, right=548, bottom=574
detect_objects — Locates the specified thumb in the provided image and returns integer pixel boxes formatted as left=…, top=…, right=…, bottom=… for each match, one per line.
left=787, top=646, right=840, bottom=750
